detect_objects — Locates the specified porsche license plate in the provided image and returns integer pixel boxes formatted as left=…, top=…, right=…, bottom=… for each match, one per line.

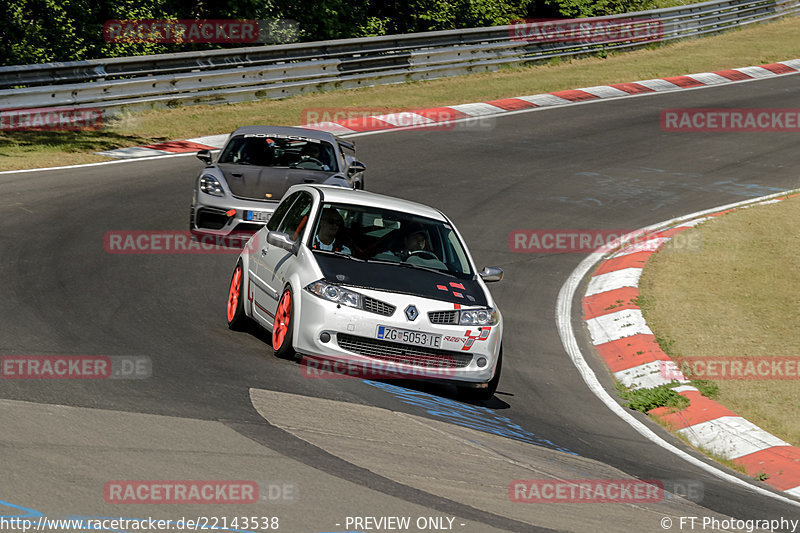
left=245, top=210, right=271, bottom=222
left=376, top=326, right=442, bottom=348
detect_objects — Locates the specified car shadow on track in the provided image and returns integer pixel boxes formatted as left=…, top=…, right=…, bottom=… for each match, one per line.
left=377, top=378, right=513, bottom=409
left=234, top=320, right=511, bottom=408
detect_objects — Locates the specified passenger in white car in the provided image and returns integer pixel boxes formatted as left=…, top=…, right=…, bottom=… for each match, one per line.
left=312, top=208, right=351, bottom=254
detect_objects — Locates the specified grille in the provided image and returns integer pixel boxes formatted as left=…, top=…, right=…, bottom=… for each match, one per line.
left=336, top=333, right=473, bottom=368
left=195, top=207, right=228, bottom=230
left=428, top=310, right=459, bottom=325
left=363, top=296, right=395, bottom=316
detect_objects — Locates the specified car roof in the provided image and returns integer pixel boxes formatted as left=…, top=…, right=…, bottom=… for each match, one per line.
left=230, top=125, right=338, bottom=142
left=300, top=185, right=447, bottom=221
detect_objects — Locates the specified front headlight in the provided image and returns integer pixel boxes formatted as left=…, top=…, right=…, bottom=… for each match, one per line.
left=199, top=174, right=225, bottom=197
left=306, top=280, right=363, bottom=309
left=459, top=308, right=499, bottom=326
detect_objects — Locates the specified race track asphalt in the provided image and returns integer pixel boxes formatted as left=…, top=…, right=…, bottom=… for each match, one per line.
left=1, top=74, right=799, bottom=531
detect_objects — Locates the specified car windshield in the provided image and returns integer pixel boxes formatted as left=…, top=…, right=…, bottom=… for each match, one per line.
left=309, top=203, right=474, bottom=277
left=217, top=134, right=338, bottom=171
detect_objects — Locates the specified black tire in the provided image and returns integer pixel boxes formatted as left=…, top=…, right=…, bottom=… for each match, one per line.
left=226, top=260, right=249, bottom=330
left=458, top=347, right=502, bottom=402
left=272, top=285, right=296, bottom=359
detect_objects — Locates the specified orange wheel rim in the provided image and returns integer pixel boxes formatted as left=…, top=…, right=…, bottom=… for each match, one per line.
left=273, top=290, right=291, bottom=349
left=227, top=266, right=241, bottom=322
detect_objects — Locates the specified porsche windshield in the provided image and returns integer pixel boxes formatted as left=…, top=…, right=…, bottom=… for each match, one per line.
left=309, top=203, right=474, bottom=277
left=218, top=135, right=338, bottom=171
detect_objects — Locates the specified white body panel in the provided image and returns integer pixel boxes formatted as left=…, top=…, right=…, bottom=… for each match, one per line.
left=235, top=185, right=504, bottom=386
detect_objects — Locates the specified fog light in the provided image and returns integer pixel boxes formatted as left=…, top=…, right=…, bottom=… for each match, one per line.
left=320, top=332, right=331, bottom=343
left=476, top=357, right=487, bottom=368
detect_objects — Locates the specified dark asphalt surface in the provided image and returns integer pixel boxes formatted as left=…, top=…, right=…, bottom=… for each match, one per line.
left=2, top=74, right=799, bottom=529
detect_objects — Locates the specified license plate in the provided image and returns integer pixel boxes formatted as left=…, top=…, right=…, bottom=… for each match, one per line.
left=376, top=325, right=442, bottom=348
left=245, top=210, right=271, bottom=222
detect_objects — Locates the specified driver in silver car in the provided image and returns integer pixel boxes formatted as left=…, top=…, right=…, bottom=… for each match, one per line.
left=300, top=142, right=331, bottom=170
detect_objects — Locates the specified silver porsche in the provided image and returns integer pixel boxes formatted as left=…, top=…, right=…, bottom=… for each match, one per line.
left=190, top=126, right=366, bottom=238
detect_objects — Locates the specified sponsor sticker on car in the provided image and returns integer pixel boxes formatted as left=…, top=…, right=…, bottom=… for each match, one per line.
left=376, top=325, right=442, bottom=348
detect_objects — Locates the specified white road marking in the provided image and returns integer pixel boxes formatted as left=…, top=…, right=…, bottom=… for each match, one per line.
left=556, top=189, right=800, bottom=508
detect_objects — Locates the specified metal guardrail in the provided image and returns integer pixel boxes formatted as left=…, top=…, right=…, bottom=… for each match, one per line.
left=1, top=0, right=798, bottom=116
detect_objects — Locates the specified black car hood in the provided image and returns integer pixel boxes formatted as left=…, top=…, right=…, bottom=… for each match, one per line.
left=314, top=253, right=488, bottom=306
left=219, top=164, right=337, bottom=201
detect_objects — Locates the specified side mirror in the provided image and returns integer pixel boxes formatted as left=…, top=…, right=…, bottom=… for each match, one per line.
left=196, top=150, right=213, bottom=165
left=347, top=160, right=366, bottom=176
left=267, top=231, right=299, bottom=255
left=479, top=266, right=504, bottom=282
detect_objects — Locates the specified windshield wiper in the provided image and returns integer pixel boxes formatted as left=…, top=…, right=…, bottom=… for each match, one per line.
left=314, top=249, right=365, bottom=261
left=366, top=258, right=455, bottom=277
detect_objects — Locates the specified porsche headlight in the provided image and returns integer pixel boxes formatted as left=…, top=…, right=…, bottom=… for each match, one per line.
left=459, top=308, right=498, bottom=326
left=306, top=280, right=363, bottom=309
left=199, top=174, right=224, bottom=197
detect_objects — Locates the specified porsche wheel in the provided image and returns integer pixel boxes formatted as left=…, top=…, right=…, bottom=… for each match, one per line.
left=273, top=286, right=296, bottom=359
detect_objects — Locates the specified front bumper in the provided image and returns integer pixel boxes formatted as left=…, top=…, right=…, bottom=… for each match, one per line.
left=191, top=193, right=280, bottom=237
left=293, top=287, right=502, bottom=384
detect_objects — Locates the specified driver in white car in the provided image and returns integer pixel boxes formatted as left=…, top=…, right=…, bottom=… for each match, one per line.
left=399, top=227, right=427, bottom=258
left=372, top=222, right=445, bottom=268
left=391, top=223, right=436, bottom=260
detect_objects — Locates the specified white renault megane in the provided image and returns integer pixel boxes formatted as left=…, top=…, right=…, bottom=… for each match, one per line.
left=226, top=184, right=504, bottom=400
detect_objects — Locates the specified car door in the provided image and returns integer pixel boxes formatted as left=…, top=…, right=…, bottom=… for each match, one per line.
left=249, top=192, right=298, bottom=325
left=255, top=191, right=313, bottom=325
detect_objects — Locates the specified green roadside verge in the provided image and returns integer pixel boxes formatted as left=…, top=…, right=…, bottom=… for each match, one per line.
left=639, top=195, right=800, bottom=448
left=3, top=15, right=800, bottom=171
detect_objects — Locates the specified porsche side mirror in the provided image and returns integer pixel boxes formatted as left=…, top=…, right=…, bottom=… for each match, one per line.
left=196, top=150, right=213, bottom=165
left=347, top=161, right=366, bottom=176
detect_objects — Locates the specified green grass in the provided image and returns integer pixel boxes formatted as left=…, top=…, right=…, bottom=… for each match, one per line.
left=3, top=15, right=800, bottom=170
left=690, top=379, right=719, bottom=399
left=639, top=195, right=800, bottom=447
left=616, top=382, right=690, bottom=413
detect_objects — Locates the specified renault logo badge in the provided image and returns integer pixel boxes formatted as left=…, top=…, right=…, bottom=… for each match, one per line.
left=405, top=305, right=419, bottom=321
